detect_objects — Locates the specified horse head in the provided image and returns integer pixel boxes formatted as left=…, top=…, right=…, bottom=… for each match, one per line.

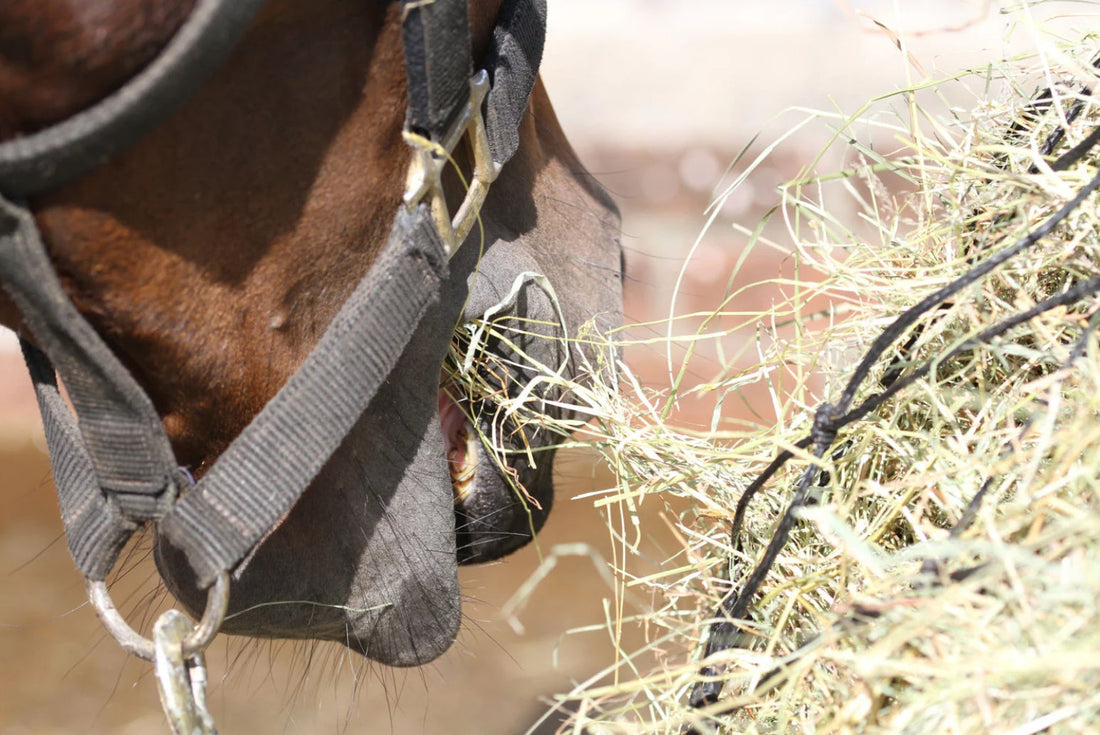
left=0, top=0, right=621, bottom=666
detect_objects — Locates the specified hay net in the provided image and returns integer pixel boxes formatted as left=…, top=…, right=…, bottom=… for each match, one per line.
left=451, top=8, right=1100, bottom=735
left=449, top=6, right=1100, bottom=734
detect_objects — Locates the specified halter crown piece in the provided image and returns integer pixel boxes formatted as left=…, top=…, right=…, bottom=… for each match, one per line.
left=0, top=0, right=546, bottom=731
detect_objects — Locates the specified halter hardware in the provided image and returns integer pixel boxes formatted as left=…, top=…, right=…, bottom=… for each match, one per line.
left=89, top=572, right=228, bottom=734
left=88, top=571, right=230, bottom=662
left=154, top=609, right=219, bottom=735
left=403, top=70, right=502, bottom=255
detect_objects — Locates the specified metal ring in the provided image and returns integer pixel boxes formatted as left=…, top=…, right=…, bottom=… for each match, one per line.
left=88, top=572, right=230, bottom=662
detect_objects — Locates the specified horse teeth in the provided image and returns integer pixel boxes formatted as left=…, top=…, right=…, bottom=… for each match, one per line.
left=450, top=422, right=478, bottom=502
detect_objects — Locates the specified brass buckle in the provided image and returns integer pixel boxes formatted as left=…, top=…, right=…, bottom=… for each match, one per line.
left=403, top=69, right=502, bottom=255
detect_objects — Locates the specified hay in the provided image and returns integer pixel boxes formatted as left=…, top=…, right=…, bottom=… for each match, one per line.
left=450, top=6, right=1100, bottom=734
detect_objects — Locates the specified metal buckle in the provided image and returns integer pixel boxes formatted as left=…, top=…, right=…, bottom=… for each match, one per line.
left=403, top=69, right=502, bottom=255
left=88, top=572, right=229, bottom=732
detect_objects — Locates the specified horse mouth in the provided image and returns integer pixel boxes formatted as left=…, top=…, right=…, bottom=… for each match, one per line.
left=435, top=324, right=561, bottom=564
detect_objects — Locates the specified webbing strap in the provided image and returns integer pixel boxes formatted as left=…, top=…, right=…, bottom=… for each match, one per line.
left=401, top=0, right=546, bottom=163
left=20, top=341, right=136, bottom=579
left=402, top=0, right=474, bottom=142
left=0, top=196, right=179, bottom=515
left=159, top=205, right=448, bottom=586
left=0, top=0, right=268, bottom=196
left=482, top=0, right=546, bottom=165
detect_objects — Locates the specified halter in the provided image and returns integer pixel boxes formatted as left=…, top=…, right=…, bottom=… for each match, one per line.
left=0, top=0, right=545, bottom=729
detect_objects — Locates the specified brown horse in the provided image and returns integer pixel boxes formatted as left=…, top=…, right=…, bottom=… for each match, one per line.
left=0, top=0, right=621, bottom=667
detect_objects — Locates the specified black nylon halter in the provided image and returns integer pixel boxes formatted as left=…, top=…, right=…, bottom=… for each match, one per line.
left=0, top=0, right=546, bottom=590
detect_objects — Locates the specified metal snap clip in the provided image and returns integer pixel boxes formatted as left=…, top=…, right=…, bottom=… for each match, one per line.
left=88, top=572, right=229, bottom=733
left=154, top=609, right=219, bottom=735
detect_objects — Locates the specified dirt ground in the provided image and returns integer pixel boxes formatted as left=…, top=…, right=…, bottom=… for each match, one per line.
left=0, top=436, right=659, bottom=735
left=2, top=2, right=1091, bottom=734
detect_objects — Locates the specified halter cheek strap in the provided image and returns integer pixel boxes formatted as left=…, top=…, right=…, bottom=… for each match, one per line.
left=0, top=0, right=545, bottom=604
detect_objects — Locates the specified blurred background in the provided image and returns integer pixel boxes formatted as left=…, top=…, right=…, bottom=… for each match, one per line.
left=0, top=2, right=1083, bottom=733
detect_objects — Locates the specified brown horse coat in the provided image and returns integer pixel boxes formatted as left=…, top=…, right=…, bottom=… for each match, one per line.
left=0, top=0, right=622, bottom=666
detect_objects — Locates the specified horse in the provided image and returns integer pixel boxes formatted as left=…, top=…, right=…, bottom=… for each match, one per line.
left=0, top=0, right=622, bottom=672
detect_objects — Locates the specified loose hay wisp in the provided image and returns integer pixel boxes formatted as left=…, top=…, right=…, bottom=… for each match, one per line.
left=452, top=8, right=1100, bottom=734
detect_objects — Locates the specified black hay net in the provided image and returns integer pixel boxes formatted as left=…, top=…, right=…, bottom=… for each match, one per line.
left=682, top=54, right=1100, bottom=734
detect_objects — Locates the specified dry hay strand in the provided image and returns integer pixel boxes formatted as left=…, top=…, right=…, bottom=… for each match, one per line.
left=450, top=7, right=1100, bottom=735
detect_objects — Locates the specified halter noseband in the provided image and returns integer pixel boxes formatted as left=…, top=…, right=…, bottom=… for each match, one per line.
left=0, top=0, right=546, bottom=703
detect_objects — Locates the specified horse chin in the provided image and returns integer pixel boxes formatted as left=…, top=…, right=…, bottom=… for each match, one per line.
left=154, top=376, right=556, bottom=667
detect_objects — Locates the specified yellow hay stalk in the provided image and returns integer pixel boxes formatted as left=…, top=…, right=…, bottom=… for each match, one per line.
left=451, top=7, right=1100, bottom=734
